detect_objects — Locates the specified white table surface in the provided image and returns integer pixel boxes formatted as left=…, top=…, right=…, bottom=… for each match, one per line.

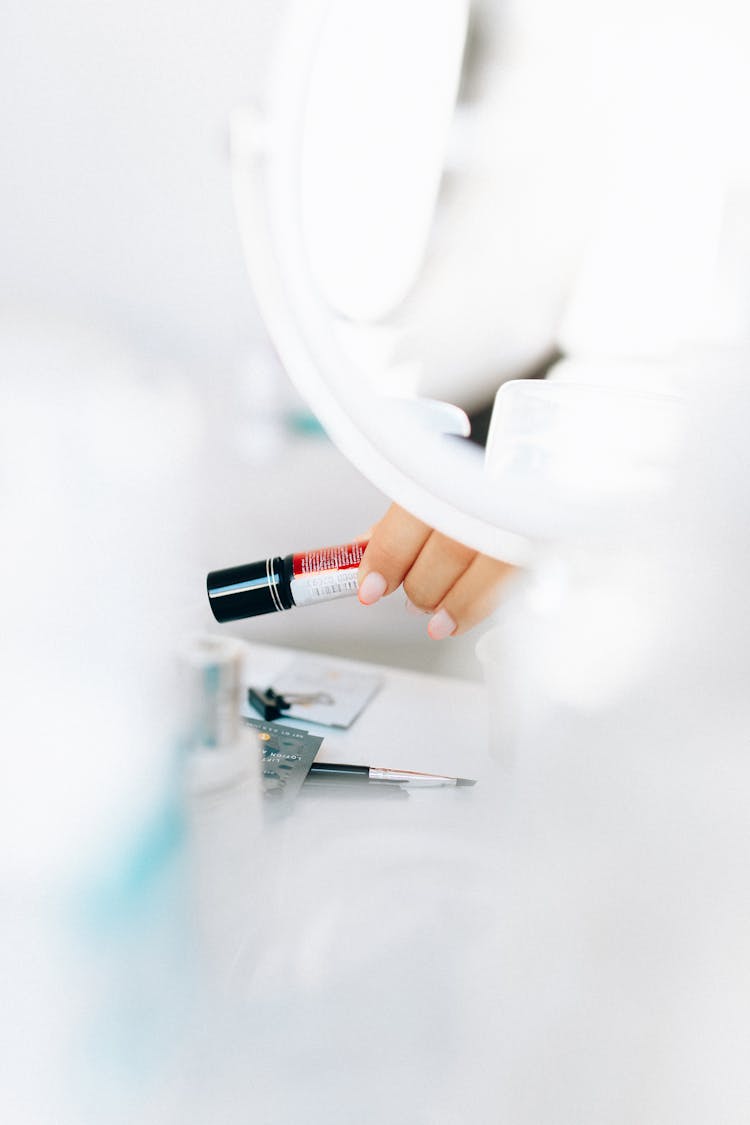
left=241, top=640, right=490, bottom=780
left=178, top=634, right=737, bottom=1124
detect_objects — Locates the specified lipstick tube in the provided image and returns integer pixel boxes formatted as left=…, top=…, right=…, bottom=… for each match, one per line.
left=206, top=540, right=367, bottom=623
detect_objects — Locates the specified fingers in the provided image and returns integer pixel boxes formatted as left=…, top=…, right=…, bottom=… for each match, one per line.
left=357, top=503, right=515, bottom=638
left=427, top=554, right=513, bottom=638
left=402, top=531, right=476, bottom=612
left=357, top=504, right=431, bottom=604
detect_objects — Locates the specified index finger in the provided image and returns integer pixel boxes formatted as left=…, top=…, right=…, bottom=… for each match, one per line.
left=358, top=503, right=432, bottom=603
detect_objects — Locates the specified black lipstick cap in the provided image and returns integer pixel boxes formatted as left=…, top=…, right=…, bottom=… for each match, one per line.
left=206, top=556, right=292, bottom=622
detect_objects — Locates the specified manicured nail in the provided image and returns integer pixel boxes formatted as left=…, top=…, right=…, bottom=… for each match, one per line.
left=427, top=608, right=457, bottom=640
left=404, top=596, right=423, bottom=617
left=358, top=571, right=387, bottom=605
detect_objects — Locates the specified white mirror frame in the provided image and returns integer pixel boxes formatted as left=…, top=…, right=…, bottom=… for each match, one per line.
left=229, top=0, right=531, bottom=564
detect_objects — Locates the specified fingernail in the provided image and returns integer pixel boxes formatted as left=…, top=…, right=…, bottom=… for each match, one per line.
left=404, top=596, right=423, bottom=617
left=427, top=608, right=457, bottom=640
left=358, top=571, right=387, bottom=605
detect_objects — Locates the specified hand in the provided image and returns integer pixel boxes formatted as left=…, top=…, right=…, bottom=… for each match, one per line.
left=357, top=503, right=513, bottom=639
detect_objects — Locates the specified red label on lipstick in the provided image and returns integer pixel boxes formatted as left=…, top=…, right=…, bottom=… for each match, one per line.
left=292, top=541, right=366, bottom=576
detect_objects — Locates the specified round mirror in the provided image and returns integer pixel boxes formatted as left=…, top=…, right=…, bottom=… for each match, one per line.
left=228, top=0, right=550, bottom=562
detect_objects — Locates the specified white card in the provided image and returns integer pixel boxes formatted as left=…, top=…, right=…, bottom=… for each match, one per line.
left=271, top=657, right=383, bottom=728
